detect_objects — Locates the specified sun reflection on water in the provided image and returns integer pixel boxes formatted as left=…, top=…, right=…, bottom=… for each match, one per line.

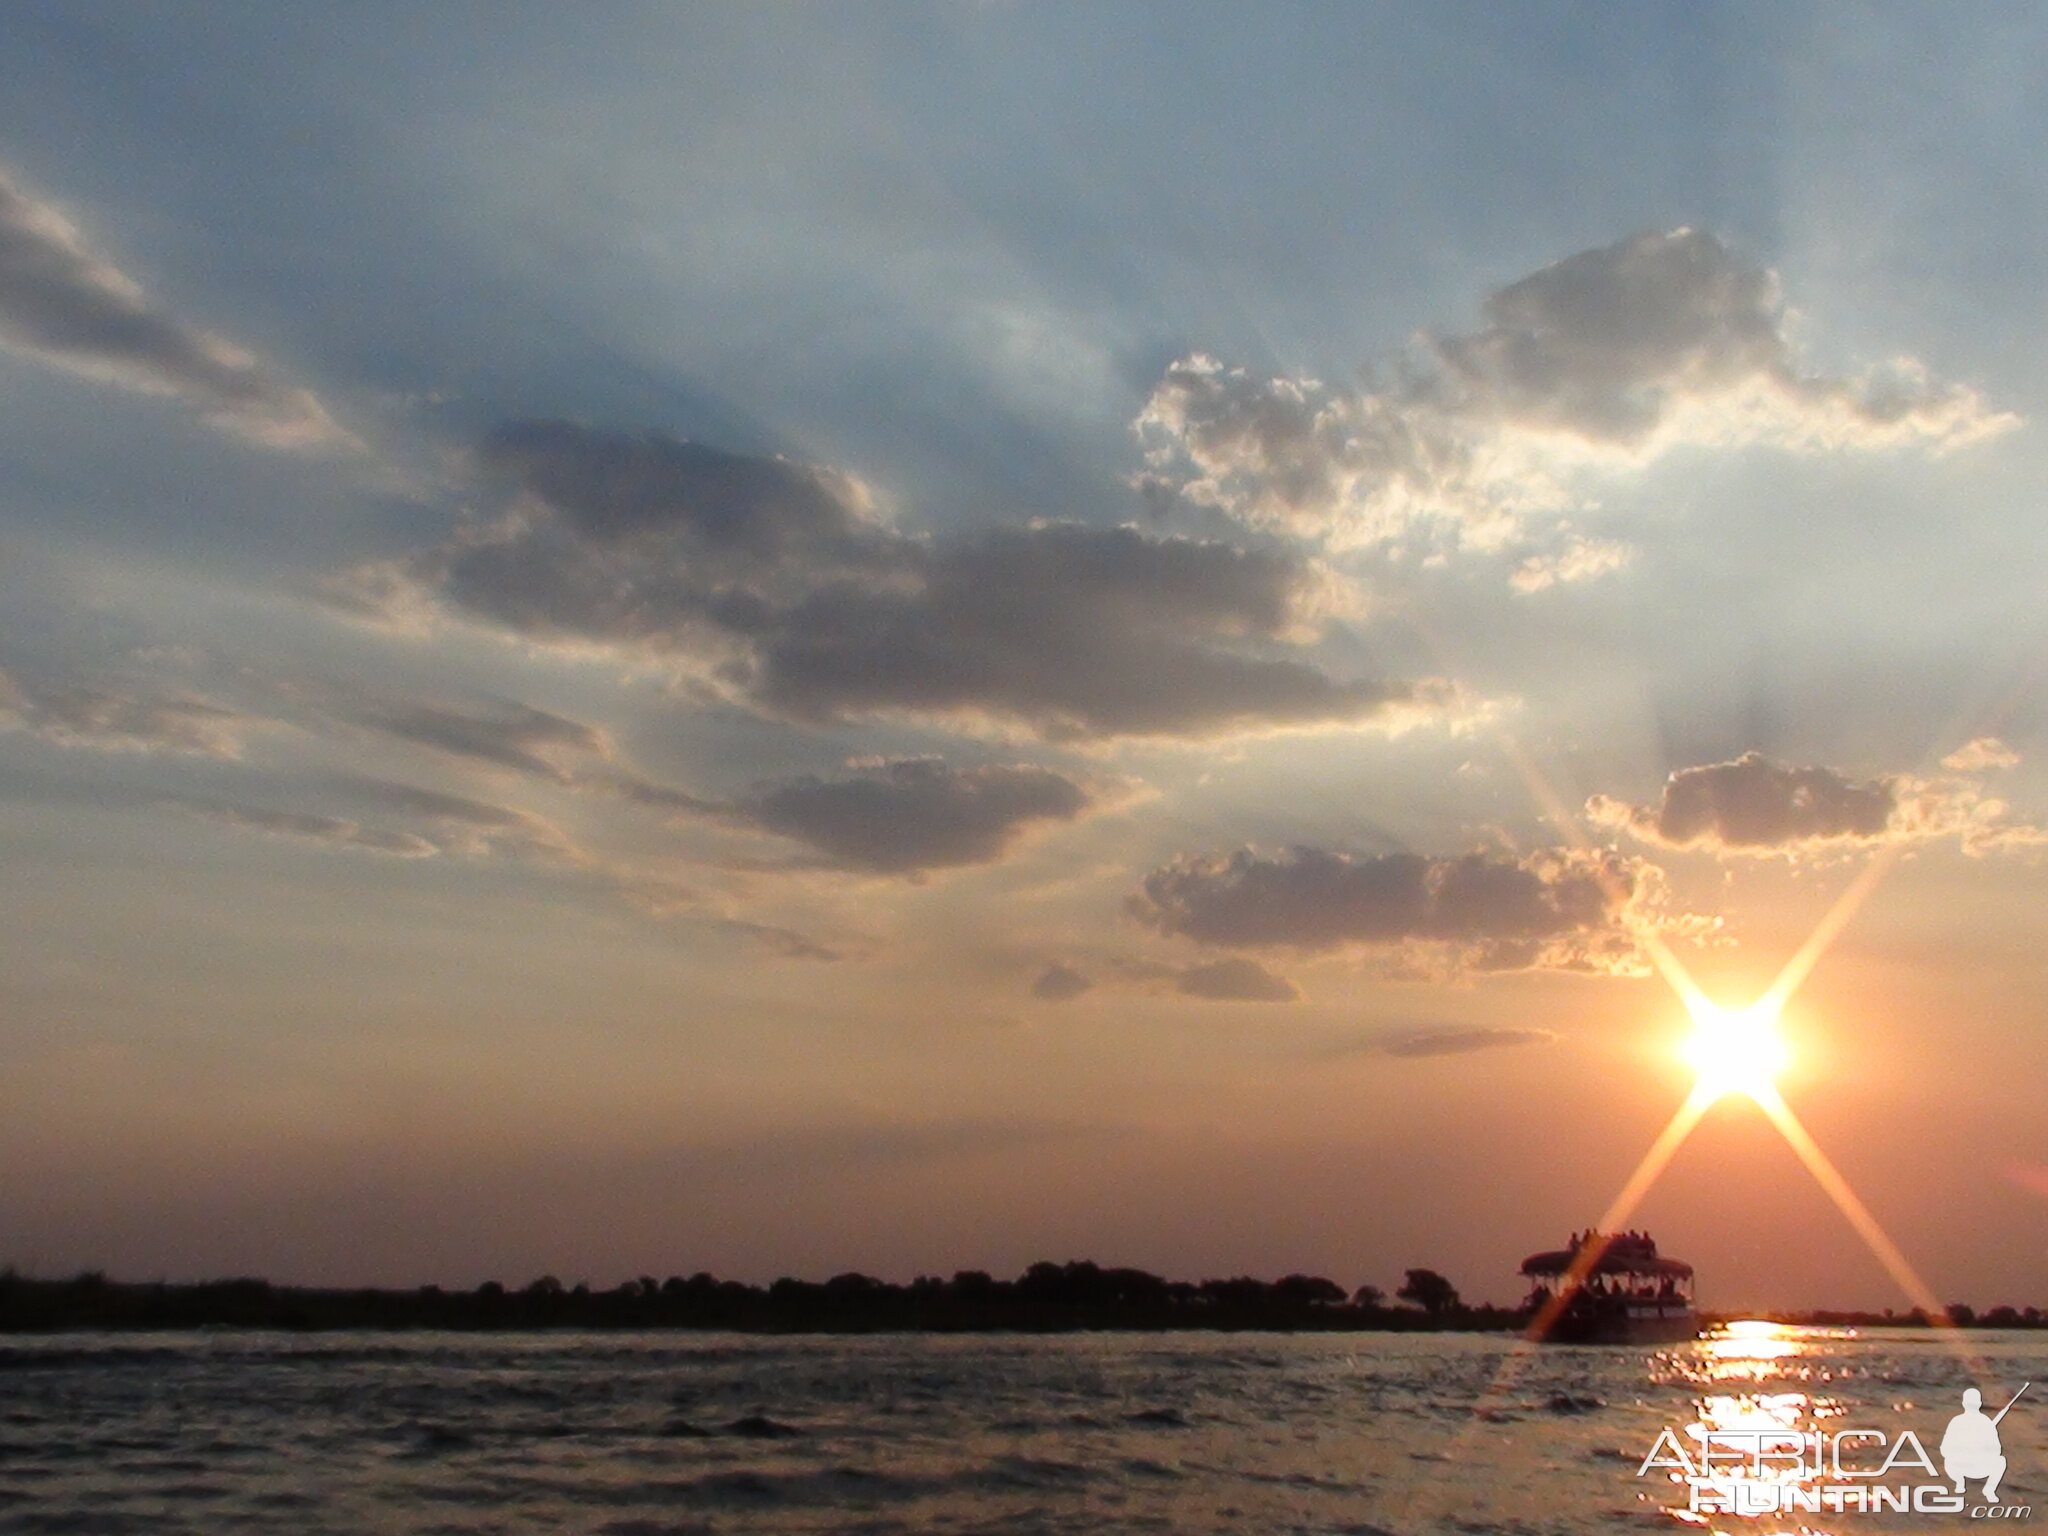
left=1646, top=1321, right=1872, bottom=1533
left=1707, top=1319, right=1807, bottom=1367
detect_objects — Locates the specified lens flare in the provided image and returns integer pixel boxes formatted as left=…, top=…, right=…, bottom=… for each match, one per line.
left=1682, top=997, right=1789, bottom=1103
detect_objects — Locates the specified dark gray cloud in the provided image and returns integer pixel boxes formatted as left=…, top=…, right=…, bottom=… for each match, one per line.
left=1138, top=228, right=2010, bottom=556
left=0, top=663, right=246, bottom=758
left=1382, top=1027, right=1557, bottom=1058
left=479, top=422, right=893, bottom=574
left=1032, top=962, right=1093, bottom=1002
left=737, top=522, right=1394, bottom=741
left=0, top=168, right=346, bottom=449
left=344, top=422, right=1415, bottom=741
left=1588, top=750, right=2047, bottom=858
left=308, top=679, right=1098, bottom=877
left=602, top=755, right=1100, bottom=875
left=736, top=758, right=1093, bottom=874
left=1173, top=956, right=1300, bottom=1002
left=1131, top=844, right=1673, bottom=975
left=1589, top=752, right=1893, bottom=852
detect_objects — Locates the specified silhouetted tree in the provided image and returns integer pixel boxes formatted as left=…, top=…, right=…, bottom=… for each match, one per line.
left=1397, top=1268, right=1461, bottom=1317
left=1273, top=1274, right=1346, bottom=1307
left=1352, top=1283, right=1385, bottom=1309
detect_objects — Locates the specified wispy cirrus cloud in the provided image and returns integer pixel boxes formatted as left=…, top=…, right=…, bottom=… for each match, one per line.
left=324, top=691, right=612, bottom=783
left=1381, top=1026, right=1557, bottom=1058
left=0, top=663, right=248, bottom=758
left=1030, top=953, right=1302, bottom=1004
left=177, top=804, right=440, bottom=859
left=173, top=775, right=846, bottom=962
left=0, top=168, right=350, bottom=450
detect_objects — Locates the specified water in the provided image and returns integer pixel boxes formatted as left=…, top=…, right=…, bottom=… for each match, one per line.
left=1, top=1327, right=2042, bottom=1533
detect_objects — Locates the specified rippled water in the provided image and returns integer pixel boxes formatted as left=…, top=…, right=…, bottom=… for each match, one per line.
left=1, top=1327, right=2042, bottom=1533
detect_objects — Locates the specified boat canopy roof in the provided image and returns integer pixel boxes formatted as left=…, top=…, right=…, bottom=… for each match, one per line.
left=1519, top=1231, right=1693, bottom=1280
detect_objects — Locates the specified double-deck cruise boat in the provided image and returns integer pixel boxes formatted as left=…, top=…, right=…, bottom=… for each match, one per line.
left=1519, top=1230, right=1699, bottom=1343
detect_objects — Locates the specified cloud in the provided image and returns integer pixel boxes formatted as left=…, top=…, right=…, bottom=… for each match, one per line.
left=179, top=805, right=440, bottom=859
left=1130, top=843, right=1685, bottom=976
left=1136, top=228, right=2013, bottom=560
left=1588, top=750, right=2047, bottom=858
left=176, top=772, right=597, bottom=869
left=180, top=777, right=845, bottom=960
left=1942, top=737, right=2020, bottom=772
left=0, top=168, right=349, bottom=449
left=733, top=758, right=1095, bottom=874
left=1382, top=1026, right=1557, bottom=1058
left=1588, top=752, right=1893, bottom=851
left=1032, top=953, right=1300, bottom=1003
left=200, top=777, right=581, bottom=865
left=1173, top=956, right=1300, bottom=1002
left=1510, top=534, right=1632, bottom=594
left=341, top=421, right=1424, bottom=742
left=0, top=663, right=247, bottom=757
left=341, top=776, right=574, bottom=849
left=705, top=918, right=845, bottom=963
left=335, top=693, right=610, bottom=782
left=301, top=680, right=1100, bottom=878
left=1032, top=961, right=1093, bottom=1001
left=605, top=754, right=1104, bottom=876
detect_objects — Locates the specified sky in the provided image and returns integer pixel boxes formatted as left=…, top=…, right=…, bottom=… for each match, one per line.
left=2, top=2, right=2046, bottom=1311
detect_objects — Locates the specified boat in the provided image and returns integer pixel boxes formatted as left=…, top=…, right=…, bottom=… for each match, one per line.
left=1518, top=1230, right=1699, bottom=1343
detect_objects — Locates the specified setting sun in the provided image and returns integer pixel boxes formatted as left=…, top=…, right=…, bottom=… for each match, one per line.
left=1682, top=999, right=1791, bottom=1103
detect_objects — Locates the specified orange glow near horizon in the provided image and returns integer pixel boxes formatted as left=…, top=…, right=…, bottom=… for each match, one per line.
left=1427, top=652, right=1974, bottom=1354
left=1527, top=929, right=1969, bottom=1347
left=1529, top=911, right=1986, bottom=1373
left=1483, top=730, right=1964, bottom=1347
left=1750, top=1084, right=1956, bottom=1333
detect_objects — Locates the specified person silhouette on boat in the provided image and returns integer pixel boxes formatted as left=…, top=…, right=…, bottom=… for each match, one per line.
left=1941, top=1388, right=2006, bottom=1502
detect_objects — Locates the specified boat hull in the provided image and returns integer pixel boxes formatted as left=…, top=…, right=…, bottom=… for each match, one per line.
left=1537, top=1305, right=1699, bottom=1345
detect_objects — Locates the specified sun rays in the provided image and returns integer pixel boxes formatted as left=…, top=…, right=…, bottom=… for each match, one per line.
left=1526, top=869, right=1965, bottom=1349
left=1465, top=709, right=1971, bottom=1355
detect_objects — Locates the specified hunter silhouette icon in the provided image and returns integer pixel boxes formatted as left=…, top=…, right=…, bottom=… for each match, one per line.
left=1942, top=1384, right=2028, bottom=1502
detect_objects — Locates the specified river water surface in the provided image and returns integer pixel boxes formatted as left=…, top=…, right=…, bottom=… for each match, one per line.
left=1, top=1325, right=2041, bottom=1534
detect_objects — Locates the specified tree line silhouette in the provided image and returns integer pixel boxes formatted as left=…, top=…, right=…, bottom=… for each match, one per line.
left=0, top=1262, right=1515, bottom=1333
left=4, top=1264, right=2039, bottom=1334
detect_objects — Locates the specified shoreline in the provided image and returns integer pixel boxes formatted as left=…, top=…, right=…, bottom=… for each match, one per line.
left=4, top=1268, right=2038, bottom=1336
